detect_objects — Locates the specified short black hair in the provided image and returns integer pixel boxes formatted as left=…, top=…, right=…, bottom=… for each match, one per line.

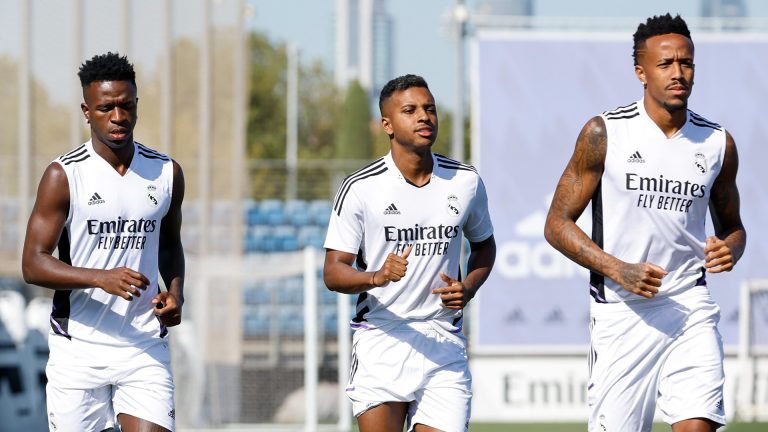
left=78, top=52, right=136, bottom=88
left=632, top=13, right=692, bottom=65
left=379, top=74, right=430, bottom=114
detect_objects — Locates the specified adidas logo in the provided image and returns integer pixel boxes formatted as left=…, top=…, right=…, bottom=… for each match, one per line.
left=383, top=203, right=401, bottom=215
left=627, top=151, right=645, bottom=163
left=715, top=399, right=724, bottom=411
left=87, top=192, right=105, bottom=206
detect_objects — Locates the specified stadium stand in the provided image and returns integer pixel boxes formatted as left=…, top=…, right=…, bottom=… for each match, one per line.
left=243, top=199, right=330, bottom=254
left=0, top=289, right=50, bottom=431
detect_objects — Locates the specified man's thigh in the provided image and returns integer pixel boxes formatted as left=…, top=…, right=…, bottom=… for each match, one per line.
left=46, top=381, right=115, bottom=432
left=659, top=321, right=725, bottom=427
left=113, top=359, right=175, bottom=432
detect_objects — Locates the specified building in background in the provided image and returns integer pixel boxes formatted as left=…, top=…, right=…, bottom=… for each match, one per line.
left=702, top=0, right=747, bottom=17
left=475, top=0, right=533, bottom=15
left=335, top=0, right=393, bottom=110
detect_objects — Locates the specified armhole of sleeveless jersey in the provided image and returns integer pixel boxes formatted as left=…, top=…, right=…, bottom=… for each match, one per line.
left=53, top=160, right=74, bottom=226
left=600, top=115, right=612, bottom=163
left=718, top=130, right=728, bottom=172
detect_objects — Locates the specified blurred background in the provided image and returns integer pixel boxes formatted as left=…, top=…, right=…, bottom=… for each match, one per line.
left=0, top=0, right=767, bottom=431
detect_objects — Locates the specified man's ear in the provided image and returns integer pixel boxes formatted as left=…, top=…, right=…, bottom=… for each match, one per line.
left=381, top=116, right=393, bottom=136
left=81, top=103, right=90, bottom=123
left=635, top=65, right=647, bottom=87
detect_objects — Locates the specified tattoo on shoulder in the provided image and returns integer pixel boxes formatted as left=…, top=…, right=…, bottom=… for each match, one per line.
left=583, top=117, right=607, bottom=164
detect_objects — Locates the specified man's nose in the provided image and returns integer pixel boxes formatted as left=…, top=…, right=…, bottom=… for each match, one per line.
left=111, top=108, right=127, bottom=122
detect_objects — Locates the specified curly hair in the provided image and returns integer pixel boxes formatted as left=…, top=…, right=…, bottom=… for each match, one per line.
left=378, top=74, right=430, bottom=114
left=632, top=13, right=692, bottom=65
left=78, top=52, right=136, bottom=88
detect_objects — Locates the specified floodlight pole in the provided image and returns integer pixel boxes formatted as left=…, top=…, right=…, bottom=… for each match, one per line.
left=451, top=0, right=469, bottom=162
left=286, top=44, right=299, bottom=201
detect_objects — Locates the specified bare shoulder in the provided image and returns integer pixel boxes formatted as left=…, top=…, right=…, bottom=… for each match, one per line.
left=723, top=129, right=738, bottom=157
left=169, top=158, right=185, bottom=206
left=171, top=158, right=184, bottom=175
left=38, top=162, right=70, bottom=199
left=571, top=115, right=607, bottom=171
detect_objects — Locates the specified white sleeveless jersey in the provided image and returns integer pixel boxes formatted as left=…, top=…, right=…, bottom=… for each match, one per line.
left=48, top=140, right=174, bottom=366
left=593, top=100, right=726, bottom=303
left=324, top=151, right=494, bottom=331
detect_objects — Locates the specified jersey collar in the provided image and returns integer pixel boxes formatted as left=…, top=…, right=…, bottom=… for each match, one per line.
left=383, top=150, right=437, bottom=188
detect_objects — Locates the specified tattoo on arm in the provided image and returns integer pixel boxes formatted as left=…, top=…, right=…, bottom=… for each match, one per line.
left=545, top=116, right=620, bottom=278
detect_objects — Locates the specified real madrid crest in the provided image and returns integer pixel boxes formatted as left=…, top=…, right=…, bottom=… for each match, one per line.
left=147, top=184, right=158, bottom=206
left=693, top=152, right=707, bottom=175
left=446, top=194, right=461, bottom=217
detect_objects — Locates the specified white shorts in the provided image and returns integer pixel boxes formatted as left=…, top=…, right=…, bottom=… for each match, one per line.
left=45, top=343, right=175, bottom=432
left=588, top=288, right=725, bottom=432
left=347, top=322, right=471, bottom=432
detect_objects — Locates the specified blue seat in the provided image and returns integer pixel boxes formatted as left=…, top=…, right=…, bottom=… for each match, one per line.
left=322, top=307, right=338, bottom=334
left=243, top=306, right=270, bottom=337
left=259, top=199, right=285, bottom=225
left=243, top=283, right=271, bottom=305
left=284, top=199, right=311, bottom=226
left=279, top=306, right=304, bottom=336
left=274, top=225, right=299, bottom=252
left=308, top=200, right=332, bottom=226
left=298, top=225, right=326, bottom=249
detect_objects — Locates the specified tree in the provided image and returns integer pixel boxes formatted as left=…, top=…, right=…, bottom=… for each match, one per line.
left=245, top=31, right=341, bottom=199
left=336, top=80, right=373, bottom=160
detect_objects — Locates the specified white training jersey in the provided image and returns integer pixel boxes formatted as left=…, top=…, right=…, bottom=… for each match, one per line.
left=592, top=100, right=726, bottom=303
left=324, top=151, right=494, bottom=331
left=48, top=140, right=174, bottom=366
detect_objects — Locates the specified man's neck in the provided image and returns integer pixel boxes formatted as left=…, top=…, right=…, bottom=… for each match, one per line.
left=92, top=137, right=135, bottom=173
left=643, top=98, right=687, bottom=138
left=390, top=144, right=433, bottom=187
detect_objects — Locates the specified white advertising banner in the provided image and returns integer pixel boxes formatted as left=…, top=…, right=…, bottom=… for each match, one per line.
left=470, top=355, right=762, bottom=422
left=471, top=31, right=768, bottom=351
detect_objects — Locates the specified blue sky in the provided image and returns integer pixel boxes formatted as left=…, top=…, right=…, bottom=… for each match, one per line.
left=2, top=0, right=768, bottom=107
left=246, top=0, right=768, bottom=109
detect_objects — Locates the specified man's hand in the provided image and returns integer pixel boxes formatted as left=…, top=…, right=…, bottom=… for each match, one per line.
left=371, top=245, right=412, bottom=287
left=616, top=262, right=667, bottom=299
left=432, top=272, right=473, bottom=310
left=704, top=236, right=736, bottom=273
left=95, top=267, right=149, bottom=301
left=153, top=291, right=182, bottom=327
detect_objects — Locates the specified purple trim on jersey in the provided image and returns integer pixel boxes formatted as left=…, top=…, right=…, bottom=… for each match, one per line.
left=50, top=290, right=72, bottom=339
left=450, top=316, right=464, bottom=333
left=350, top=322, right=374, bottom=330
left=590, top=285, right=607, bottom=303
left=695, top=267, right=707, bottom=286
left=49, top=316, right=71, bottom=339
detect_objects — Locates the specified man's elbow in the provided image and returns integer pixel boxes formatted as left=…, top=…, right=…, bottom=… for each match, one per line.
left=543, top=217, right=557, bottom=248
left=21, top=258, right=38, bottom=285
left=323, top=272, right=339, bottom=292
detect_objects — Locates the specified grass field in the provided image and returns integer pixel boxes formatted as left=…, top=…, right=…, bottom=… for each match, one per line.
left=468, top=423, right=768, bottom=432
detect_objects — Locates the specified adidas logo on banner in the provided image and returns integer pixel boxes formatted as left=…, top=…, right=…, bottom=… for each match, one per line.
left=627, top=151, right=645, bottom=163
left=383, top=203, right=401, bottom=215
left=88, top=192, right=105, bottom=206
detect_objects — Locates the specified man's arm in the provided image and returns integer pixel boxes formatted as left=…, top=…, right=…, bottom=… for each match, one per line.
left=154, top=160, right=186, bottom=326
left=323, top=246, right=411, bottom=295
left=704, top=131, right=746, bottom=273
left=433, top=235, right=496, bottom=310
left=21, top=163, right=147, bottom=300
left=543, top=116, right=666, bottom=298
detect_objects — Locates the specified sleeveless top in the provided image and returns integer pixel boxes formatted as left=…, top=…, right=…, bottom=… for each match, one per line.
left=592, top=100, right=726, bottom=303
left=49, top=140, right=174, bottom=366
